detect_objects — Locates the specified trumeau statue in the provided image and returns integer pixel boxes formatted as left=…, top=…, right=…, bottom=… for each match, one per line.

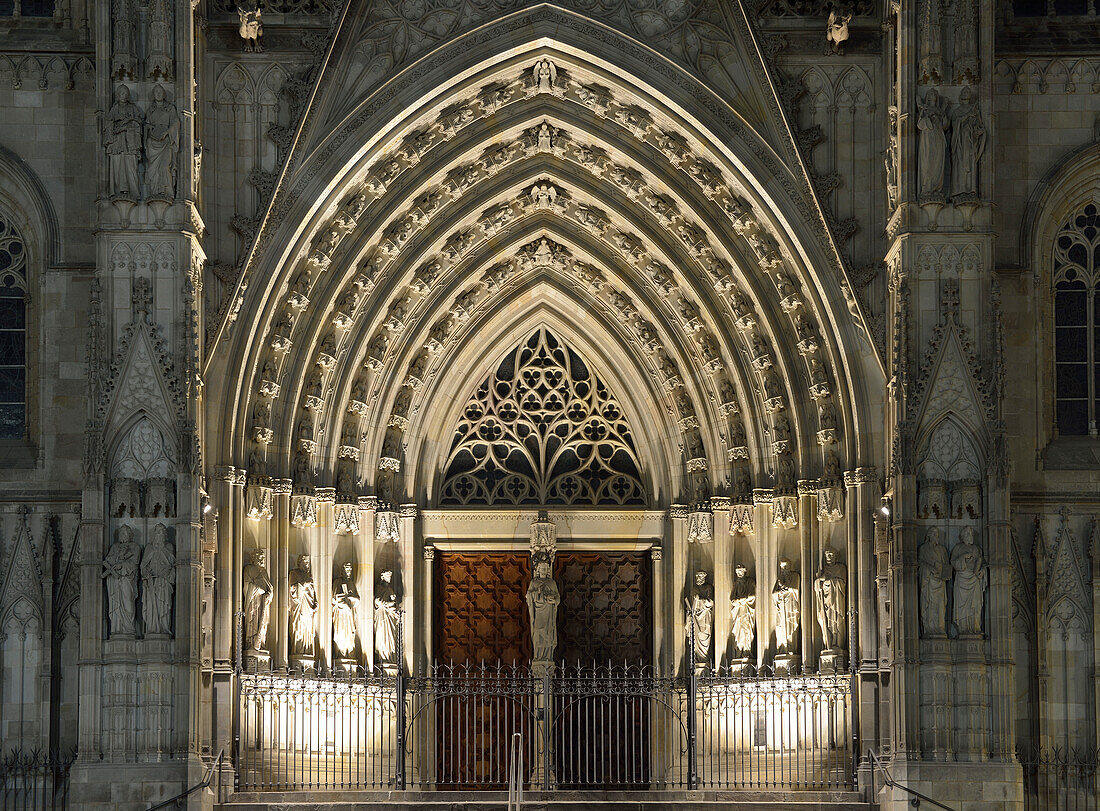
left=103, top=525, right=140, bottom=638
left=773, top=558, right=800, bottom=655
left=104, top=85, right=143, bottom=200
left=918, top=527, right=950, bottom=637
left=685, top=571, right=714, bottom=669
left=141, top=523, right=175, bottom=637
left=243, top=549, right=274, bottom=652
left=144, top=85, right=180, bottom=201
left=526, top=556, right=560, bottom=663
left=917, top=90, right=948, bottom=203
left=288, top=554, right=318, bottom=657
left=813, top=548, right=847, bottom=651
left=950, top=87, right=986, bottom=202
left=374, top=570, right=399, bottom=666
left=332, top=562, right=360, bottom=659
left=952, top=528, right=987, bottom=636
left=730, top=563, right=756, bottom=659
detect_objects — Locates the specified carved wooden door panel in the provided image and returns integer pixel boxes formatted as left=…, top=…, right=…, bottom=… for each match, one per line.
left=433, top=553, right=531, bottom=788
left=553, top=552, right=652, bottom=788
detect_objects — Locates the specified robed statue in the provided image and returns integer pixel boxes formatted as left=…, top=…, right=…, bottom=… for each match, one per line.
left=374, top=570, right=399, bottom=666
left=952, top=528, right=987, bottom=636
left=729, top=563, right=756, bottom=659
left=141, top=523, right=175, bottom=636
left=144, top=85, right=179, bottom=200
left=104, top=85, right=143, bottom=200
left=685, top=570, right=714, bottom=669
left=103, top=525, right=140, bottom=638
left=773, top=558, right=800, bottom=655
left=288, top=554, right=317, bottom=657
left=526, top=556, right=560, bottom=663
left=918, top=528, right=950, bottom=636
left=813, top=548, right=847, bottom=652
left=332, top=562, right=360, bottom=659
left=243, top=549, right=273, bottom=652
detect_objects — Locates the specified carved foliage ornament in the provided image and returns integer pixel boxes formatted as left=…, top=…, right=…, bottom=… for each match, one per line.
left=440, top=328, right=645, bottom=506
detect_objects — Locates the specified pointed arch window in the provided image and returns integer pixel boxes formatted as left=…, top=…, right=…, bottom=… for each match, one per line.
left=0, top=212, right=26, bottom=440
left=1053, top=203, right=1100, bottom=437
left=439, top=328, right=646, bottom=506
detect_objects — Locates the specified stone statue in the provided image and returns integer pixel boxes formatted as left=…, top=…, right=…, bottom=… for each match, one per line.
left=102, top=525, right=140, bottom=638
left=141, top=523, right=175, bottom=636
left=917, top=90, right=948, bottom=203
left=918, top=528, right=950, bottom=636
left=534, top=58, right=556, bottom=93
left=104, top=85, right=143, bottom=200
left=526, top=557, right=560, bottom=663
left=144, top=85, right=180, bottom=201
left=773, top=558, right=800, bottom=655
left=374, top=570, right=399, bottom=666
left=332, top=562, right=360, bottom=659
left=950, top=87, right=986, bottom=202
left=885, top=107, right=899, bottom=210
left=952, top=528, right=987, bottom=636
left=813, top=548, right=847, bottom=651
left=826, top=11, right=852, bottom=55
left=243, top=549, right=273, bottom=651
left=237, top=0, right=262, bottom=52
left=288, top=554, right=318, bottom=657
left=684, top=571, right=714, bottom=669
left=729, top=563, right=756, bottom=659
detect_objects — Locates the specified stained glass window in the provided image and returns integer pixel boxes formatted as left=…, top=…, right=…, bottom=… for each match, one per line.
left=0, top=213, right=26, bottom=440
left=1053, top=203, right=1100, bottom=437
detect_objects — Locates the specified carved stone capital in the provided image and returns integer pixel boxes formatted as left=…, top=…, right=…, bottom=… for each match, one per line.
left=844, top=467, right=878, bottom=486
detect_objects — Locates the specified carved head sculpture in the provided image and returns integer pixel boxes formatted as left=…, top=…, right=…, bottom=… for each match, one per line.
left=823, top=548, right=837, bottom=565
left=342, top=561, right=353, bottom=579
left=297, top=553, right=311, bottom=573
left=115, top=84, right=131, bottom=104
left=734, top=563, right=748, bottom=579
left=380, top=569, right=393, bottom=583
left=250, top=548, right=266, bottom=569
left=152, top=83, right=167, bottom=104
left=152, top=522, right=168, bottom=545
left=117, top=524, right=135, bottom=545
left=778, top=557, right=792, bottom=574
left=958, top=85, right=974, bottom=108
left=695, top=570, right=708, bottom=586
left=534, top=559, right=552, bottom=579
left=958, top=526, right=977, bottom=546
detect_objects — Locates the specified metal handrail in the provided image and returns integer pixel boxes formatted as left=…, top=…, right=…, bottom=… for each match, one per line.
left=146, top=748, right=225, bottom=811
left=867, top=749, right=955, bottom=811
left=507, top=732, right=523, bottom=810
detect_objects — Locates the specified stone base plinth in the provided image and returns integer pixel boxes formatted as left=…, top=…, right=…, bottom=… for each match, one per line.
left=878, top=758, right=1023, bottom=811
left=244, top=648, right=271, bottom=672
left=773, top=653, right=801, bottom=675
left=819, top=648, right=847, bottom=674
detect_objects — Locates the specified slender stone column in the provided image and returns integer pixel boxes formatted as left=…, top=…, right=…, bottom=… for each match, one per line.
left=797, top=481, right=817, bottom=672
left=651, top=544, right=664, bottom=669
left=711, top=497, right=732, bottom=667
left=669, top=504, right=688, bottom=672
left=399, top=504, right=418, bottom=674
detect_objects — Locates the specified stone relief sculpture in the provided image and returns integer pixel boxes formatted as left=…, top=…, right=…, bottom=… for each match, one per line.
left=685, top=571, right=714, bottom=671
left=104, top=85, right=143, bottom=200
left=141, top=523, right=175, bottom=637
left=813, top=548, right=847, bottom=652
left=288, top=554, right=318, bottom=658
left=917, top=90, right=948, bottom=203
left=526, top=556, right=560, bottom=668
left=729, top=563, right=756, bottom=660
left=773, top=558, right=800, bottom=655
left=950, top=87, right=985, bottom=203
left=243, top=549, right=274, bottom=652
left=374, top=570, right=399, bottom=668
left=885, top=106, right=900, bottom=210
left=332, top=562, right=360, bottom=660
left=534, top=58, right=557, bottom=93
left=918, top=528, right=950, bottom=636
left=103, top=525, right=140, bottom=638
left=825, top=11, right=852, bottom=55
left=952, top=528, right=987, bottom=636
left=144, top=85, right=180, bottom=202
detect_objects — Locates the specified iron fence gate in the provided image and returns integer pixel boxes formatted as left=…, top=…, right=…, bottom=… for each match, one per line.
left=235, top=664, right=854, bottom=792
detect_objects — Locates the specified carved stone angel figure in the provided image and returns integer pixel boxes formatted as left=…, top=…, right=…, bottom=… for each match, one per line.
left=104, top=85, right=143, bottom=200
left=374, top=570, right=400, bottom=666
left=103, top=525, right=140, bottom=638
left=917, top=90, right=948, bottom=203
left=144, top=85, right=180, bottom=201
left=685, top=571, right=714, bottom=669
left=813, top=548, right=847, bottom=651
left=730, top=563, right=756, bottom=658
left=288, top=554, right=318, bottom=657
left=773, top=558, right=800, bottom=655
left=952, top=528, right=987, bottom=636
left=141, top=523, right=175, bottom=636
left=526, top=556, right=560, bottom=663
left=918, top=528, right=950, bottom=636
left=534, top=58, right=556, bottom=93
left=332, top=562, right=360, bottom=659
left=243, top=549, right=273, bottom=651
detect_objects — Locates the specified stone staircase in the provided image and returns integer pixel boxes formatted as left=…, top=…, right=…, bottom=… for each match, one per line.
left=217, top=789, right=876, bottom=810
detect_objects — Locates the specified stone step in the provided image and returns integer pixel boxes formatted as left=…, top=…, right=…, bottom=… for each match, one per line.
left=218, top=789, right=875, bottom=810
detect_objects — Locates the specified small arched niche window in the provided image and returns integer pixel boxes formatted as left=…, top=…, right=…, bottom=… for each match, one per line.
left=1053, top=203, right=1100, bottom=437
left=0, top=212, right=27, bottom=440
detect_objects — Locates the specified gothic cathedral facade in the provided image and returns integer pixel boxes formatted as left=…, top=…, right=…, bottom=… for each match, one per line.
left=0, top=1, right=1096, bottom=809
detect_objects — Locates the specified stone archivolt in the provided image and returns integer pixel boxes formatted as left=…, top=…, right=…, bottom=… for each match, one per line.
left=216, top=51, right=865, bottom=501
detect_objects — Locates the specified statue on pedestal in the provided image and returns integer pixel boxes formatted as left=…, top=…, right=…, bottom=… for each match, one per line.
left=103, top=525, right=140, bottom=638
left=332, top=562, right=360, bottom=660
left=288, top=554, right=317, bottom=657
left=685, top=571, right=714, bottom=671
left=917, top=90, right=949, bottom=203
left=144, top=85, right=179, bottom=201
left=243, top=549, right=273, bottom=652
left=813, top=548, right=847, bottom=652
left=950, top=87, right=986, bottom=202
left=773, top=558, right=800, bottom=655
left=952, top=528, right=987, bottom=636
left=104, top=85, right=143, bottom=200
left=729, top=563, right=756, bottom=659
left=141, top=523, right=175, bottom=636
left=374, top=570, right=399, bottom=668
left=526, top=556, right=560, bottom=665
left=918, top=528, right=950, bottom=636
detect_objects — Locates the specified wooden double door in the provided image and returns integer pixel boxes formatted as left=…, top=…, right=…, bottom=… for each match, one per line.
left=433, top=551, right=652, bottom=788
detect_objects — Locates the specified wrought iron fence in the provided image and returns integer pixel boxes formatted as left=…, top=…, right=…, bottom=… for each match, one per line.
left=1020, top=747, right=1099, bottom=811
left=0, top=750, right=74, bottom=811
left=234, top=663, right=854, bottom=793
